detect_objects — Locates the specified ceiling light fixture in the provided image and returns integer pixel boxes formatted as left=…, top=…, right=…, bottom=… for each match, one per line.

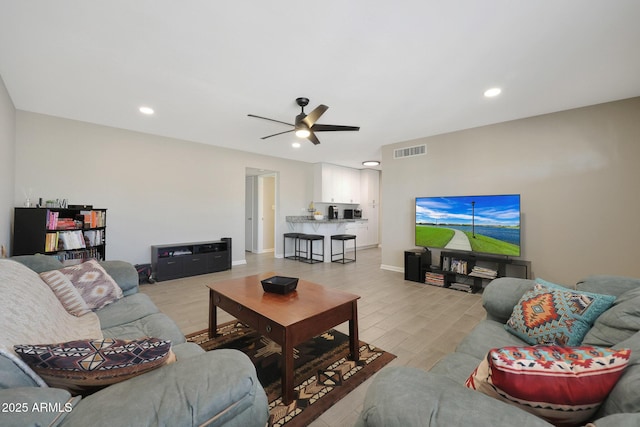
left=295, top=128, right=310, bottom=138
left=292, top=142, right=301, bottom=148
left=362, top=160, right=380, bottom=167
left=139, top=106, right=155, bottom=115
left=484, top=88, right=502, bottom=98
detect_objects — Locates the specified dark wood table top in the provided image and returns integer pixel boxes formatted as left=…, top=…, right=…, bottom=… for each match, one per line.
left=207, top=272, right=360, bottom=327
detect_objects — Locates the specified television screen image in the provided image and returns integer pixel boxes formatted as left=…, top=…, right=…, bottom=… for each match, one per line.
left=415, top=194, right=521, bottom=257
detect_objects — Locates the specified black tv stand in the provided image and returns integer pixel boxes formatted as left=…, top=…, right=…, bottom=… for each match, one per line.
left=404, top=249, right=530, bottom=293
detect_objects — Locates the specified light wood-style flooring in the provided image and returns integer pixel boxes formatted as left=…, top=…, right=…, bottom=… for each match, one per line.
left=140, top=247, right=485, bottom=426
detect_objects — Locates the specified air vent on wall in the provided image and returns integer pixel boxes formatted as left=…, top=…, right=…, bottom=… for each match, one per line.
left=393, top=144, right=426, bottom=159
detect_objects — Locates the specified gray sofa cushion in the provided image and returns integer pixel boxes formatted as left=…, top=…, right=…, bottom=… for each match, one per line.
left=0, top=387, right=80, bottom=427
left=582, top=286, right=640, bottom=347
left=455, top=319, right=526, bottom=360
left=96, top=293, right=160, bottom=329
left=355, top=367, right=552, bottom=427
left=482, top=277, right=535, bottom=323
left=172, top=342, right=205, bottom=360
left=98, top=260, right=139, bottom=296
left=10, top=254, right=63, bottom=273
left=101, top=312, right=186, bottom=345
left=0, top=351, right=43, bottom=388
left=430, top=351, right=481, bottom=384
left=577, top=275, right=640, bottom=298
left=598, top=331, right=640, bottom=417
left=61, top=349, right=269, bottom=427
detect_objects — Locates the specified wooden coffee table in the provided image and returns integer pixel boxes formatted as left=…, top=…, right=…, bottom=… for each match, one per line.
left=207, top=272, right=360, bottom=404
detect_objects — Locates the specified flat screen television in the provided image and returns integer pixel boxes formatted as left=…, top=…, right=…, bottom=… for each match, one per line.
left=415, top=194, right=521, bottom=257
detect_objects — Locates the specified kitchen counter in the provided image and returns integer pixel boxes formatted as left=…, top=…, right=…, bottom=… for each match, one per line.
left=284, top=216, right=368, bottom=262
left=285, top=216, right=367, bottom=223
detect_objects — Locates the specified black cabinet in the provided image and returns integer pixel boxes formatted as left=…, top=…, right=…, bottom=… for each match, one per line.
left=151, top=238, right=231, bottom=281
left=13, top=207, right=107, bottom=265
left=404, top=249, right=431, bottom=283
left=432, top=251, right=530, bottom=293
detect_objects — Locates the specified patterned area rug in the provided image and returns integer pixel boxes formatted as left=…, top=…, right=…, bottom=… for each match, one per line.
left=186, top=321, right=395, bottom=427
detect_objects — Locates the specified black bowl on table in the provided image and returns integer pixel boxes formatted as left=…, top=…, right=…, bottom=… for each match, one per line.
left=261, top=276, right=299, bottom=294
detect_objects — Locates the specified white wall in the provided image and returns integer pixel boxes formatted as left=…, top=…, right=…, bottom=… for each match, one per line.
left=381, top=97, right=640, bottom=286
left=0, top=75, right=16, bottom=256
left=14, top=111, right=313, bottom=264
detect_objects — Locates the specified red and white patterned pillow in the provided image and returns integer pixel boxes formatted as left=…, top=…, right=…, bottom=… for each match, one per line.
left=40, top=260, right=123, bottom=315
left=466, top=345, right=631, bottom=426
left=14, top=338, right=175, bottom=395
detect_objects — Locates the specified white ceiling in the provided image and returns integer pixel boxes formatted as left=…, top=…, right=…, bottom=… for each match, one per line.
left=1, top=1, right=639, bottom=170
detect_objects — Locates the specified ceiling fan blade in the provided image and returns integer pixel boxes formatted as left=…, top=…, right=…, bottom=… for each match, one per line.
left=311, top=124, right=360, bottom=132
left=248, top=114, right=294, bottom=127
left=307, top=132, right=321, bottom=145
left=261, top=129, right=294, bottom=140
left=302, top=104, right=328, bottom=128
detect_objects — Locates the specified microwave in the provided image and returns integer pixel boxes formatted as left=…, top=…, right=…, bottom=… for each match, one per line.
left=344, top=209, right=362, bottom=219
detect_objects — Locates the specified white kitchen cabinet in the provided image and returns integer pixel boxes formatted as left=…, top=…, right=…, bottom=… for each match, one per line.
left=313, top=163, right=360, bottom=204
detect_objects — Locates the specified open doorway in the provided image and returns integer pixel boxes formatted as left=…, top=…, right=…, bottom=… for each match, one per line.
left=245, top=168, right=277, bottom=255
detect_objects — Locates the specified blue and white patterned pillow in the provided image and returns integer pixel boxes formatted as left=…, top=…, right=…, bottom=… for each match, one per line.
left=505, top=279, right=616, bottom=346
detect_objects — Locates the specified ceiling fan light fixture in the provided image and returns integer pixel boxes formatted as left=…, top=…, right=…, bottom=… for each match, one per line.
left=362, top=160, right=380, bottom=167
left=295, top=128, right=311, bottom=138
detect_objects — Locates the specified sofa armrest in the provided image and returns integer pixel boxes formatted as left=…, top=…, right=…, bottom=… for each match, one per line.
left=482, top=277, right=535, bottom=323
left=588, top=413, right=640, bottom=427
left=61, top=349, right=268, bottom=427
left=0, top=387, right=80, bottom=427
left=99, top=260, right=139, bottom=296
left=356, top=367, right=552, bottom=427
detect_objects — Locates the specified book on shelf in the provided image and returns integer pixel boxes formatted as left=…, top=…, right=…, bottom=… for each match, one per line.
left=468, top=261, right=499, bottom=279
left=80, top=210, right=105, bottom=228
left=83, top=229, right=104, bottom=247
left=450, top=259, right=468, bottom=274
left=449, top=282, right=474, bottom=293
left=45, top=232, right=60, bottom=252
left=46, top=210, right=59, bottom=230
left=58, top=230, right=86, bottom=250
left=55, top=247, right=101, bottom=266
left=424, top=271, right=445, bottom=287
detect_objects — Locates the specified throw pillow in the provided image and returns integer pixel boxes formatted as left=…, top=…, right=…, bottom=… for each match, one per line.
left=505, top=280, right=615, bottom=346
left=466, top=345, right=631, bottom=426
left=40, top=260, right=123, bottom=314
left=14, top=338, right=175, bottom=395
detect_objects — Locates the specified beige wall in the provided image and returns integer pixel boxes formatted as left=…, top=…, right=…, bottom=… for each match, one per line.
left=0, top=75, right=16, bottom=256
left=381, top=97, right=640, bottom=285
left=13, top=111, right=314, bottom=264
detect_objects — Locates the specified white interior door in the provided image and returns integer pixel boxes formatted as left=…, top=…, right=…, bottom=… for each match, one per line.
left=245, top=176, right=255, bottom=252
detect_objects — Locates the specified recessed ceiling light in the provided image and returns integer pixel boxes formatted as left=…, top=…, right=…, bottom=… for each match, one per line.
left=362, top=160, right=380, bottom=167
left=484, top=88, right=501, bottom=98
left=292, top=142, right=301, bottom=148
left=139, top=106, right=155, bottom=115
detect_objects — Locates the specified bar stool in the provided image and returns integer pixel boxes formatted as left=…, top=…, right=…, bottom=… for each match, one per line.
left=330, top=234, right=356, bottom=264
left=297, top=234, right=325, bottom=264
left=283, top=232, right=304, bottom=260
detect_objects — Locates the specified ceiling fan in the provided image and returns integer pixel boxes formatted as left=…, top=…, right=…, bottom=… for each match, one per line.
left=248, top=97, right=360, bottom=145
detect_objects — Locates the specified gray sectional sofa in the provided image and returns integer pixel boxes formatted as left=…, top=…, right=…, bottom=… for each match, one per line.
left=356, top=275, right=640, bottom=427
left=0, top=255, right=269, bottom=427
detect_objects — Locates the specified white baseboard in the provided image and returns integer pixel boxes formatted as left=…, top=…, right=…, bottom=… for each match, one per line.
left=232, top=259, right=247, bottom=266
left=380, top=264, right=403, bottom=273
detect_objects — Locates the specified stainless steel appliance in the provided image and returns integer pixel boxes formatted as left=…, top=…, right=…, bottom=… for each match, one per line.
left=343, top=209, right=354, bottom=219
left=353, top=209, right=362, bottom=218
left=328, top=205, right=338, bottom=219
